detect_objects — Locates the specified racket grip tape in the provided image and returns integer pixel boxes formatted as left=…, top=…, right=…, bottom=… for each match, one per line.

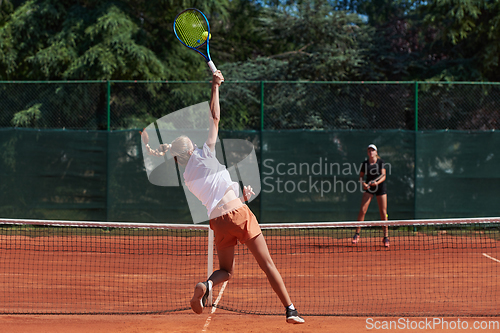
left=207, top=60, right=217, bottom=73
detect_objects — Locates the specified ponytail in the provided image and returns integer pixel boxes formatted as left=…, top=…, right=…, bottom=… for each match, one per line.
left=140, top=129, right=171, bottom=157
left=140, top=130, right=192, bottom=165
left=145, top=143, right=171, bottom=157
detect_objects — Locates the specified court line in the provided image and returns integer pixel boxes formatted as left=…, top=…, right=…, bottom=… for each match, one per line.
left=297, top=274, right=415, bottom=277
left=482, top=253, right=500, bottom=263
left=201, top=281, right=228, bottom=333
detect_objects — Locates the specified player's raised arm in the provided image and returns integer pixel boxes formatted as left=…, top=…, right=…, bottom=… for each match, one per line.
left=206, top=70, right=224, bottom=152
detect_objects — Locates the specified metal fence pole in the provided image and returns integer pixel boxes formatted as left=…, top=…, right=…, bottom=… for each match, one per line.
left=260, top=81, right=264, bottom=222
left=106, top=81, right=111, bottom=222
left=414, top=81, right=419, bottom=222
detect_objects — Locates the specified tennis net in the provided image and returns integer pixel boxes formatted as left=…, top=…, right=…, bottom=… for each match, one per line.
left=0, top=217, right=498, bottom=316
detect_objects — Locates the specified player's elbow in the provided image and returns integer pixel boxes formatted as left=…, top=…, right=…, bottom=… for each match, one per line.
left=224, top=268, right=234, bottom=281
left=211, top=119, right=220, bottom=134
left=211, top=114, right=220, bottom=124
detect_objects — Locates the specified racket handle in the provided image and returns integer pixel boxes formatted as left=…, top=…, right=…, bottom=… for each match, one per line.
left=207, top=60, right=217, bottom=73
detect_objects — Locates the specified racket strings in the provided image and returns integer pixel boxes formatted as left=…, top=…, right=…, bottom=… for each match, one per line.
left=175, top=11, right=208, bottom=48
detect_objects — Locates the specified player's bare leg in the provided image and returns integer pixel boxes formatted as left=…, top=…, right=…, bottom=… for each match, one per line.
left=190, top=246, right=235, bottom=314
left=245, top=233, right=304, bottom=324
left=377, top=194, right=389, bottom=247
left=353, top=192, right=374, bottom=244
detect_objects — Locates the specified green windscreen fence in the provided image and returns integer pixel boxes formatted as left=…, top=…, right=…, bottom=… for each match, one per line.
left=259, top=130, right=415, bottom=222
left=0, top=128, right=498, bottom=223
left=415, top=131, right=500, bottom=219
left=0, top=128, right=108, bottom=221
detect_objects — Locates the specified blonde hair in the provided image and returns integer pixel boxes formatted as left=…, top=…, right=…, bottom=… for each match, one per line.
left=143, top=134, right=193, bottom=166
left=169, top=135, right=193, bottom=166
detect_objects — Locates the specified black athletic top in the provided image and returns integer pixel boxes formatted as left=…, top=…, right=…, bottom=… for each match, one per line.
left=360, top=158, right=387, bottom=195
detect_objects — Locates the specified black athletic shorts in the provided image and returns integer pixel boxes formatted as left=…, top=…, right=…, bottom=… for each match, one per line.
left=365, top=182, right=387, bottom=196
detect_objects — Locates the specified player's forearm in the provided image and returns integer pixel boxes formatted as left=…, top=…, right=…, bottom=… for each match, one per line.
left=372, top=175, right=386, bottom=186
left=376, top=175, right=386, bottom=185
left=209, top=84, right=220, bottom=123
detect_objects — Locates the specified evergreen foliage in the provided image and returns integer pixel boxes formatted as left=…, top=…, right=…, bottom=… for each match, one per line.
left=0, top=0, right=499, bottom=129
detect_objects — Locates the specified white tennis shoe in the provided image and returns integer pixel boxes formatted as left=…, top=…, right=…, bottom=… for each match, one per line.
left=286, top=308, right=305, bottom=324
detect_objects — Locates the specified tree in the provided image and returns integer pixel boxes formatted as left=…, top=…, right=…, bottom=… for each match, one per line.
left=0, top=0, right=231, bottom=81
left=222, top=1, right=373, bottom=81
left=0, top=0, right=233, bottom=129
left=335, top=0, right=430, bottom=81
left=214, top=1, right=376, bottom=130
left=419, top=0, right=500, bottom=81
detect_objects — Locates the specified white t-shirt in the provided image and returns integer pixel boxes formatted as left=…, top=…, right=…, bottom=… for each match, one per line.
left=183, top=143, right=240, bottom=217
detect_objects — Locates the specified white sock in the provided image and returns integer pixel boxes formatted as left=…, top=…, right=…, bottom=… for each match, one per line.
left=287, top=303, right=295, bottom=310
left=207, top=280, right=213, bottom=291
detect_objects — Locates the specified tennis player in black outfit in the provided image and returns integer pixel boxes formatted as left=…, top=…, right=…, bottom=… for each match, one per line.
left=352, top=144, right=389, bottom=247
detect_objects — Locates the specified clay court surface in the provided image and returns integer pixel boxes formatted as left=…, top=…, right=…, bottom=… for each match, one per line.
left=1, top=312, right=499, bottom=333
left=0, top=227, right=498, bottom=332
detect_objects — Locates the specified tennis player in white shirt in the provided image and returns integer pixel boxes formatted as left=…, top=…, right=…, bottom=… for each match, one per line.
left=141, top=70, right=304, bottom=324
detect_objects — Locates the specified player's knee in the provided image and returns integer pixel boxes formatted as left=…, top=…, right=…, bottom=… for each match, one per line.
left=224, top=268, right=234, bottom=280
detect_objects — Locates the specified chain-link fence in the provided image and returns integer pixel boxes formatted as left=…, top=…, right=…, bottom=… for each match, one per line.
left=0, top=82, right=106, bottom=130
left=263, top=82, right=414, bottom=130
left=1, top=80, right=500, bottom=223
left=418, top=83, right=500, bottom=130
left=1, top=81, right=499, bottom=131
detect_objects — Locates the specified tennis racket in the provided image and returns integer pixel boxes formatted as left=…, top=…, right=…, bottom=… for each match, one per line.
left=173, top=8, right=217, bottom=73
left=369, top=173, right=385, bottom=187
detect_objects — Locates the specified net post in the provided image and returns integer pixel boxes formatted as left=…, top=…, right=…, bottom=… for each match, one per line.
left=207, top=227, right=214, bottom=306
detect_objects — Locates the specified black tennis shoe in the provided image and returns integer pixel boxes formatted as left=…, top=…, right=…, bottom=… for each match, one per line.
left=352, top=233, right=360, bottom=244
left=286, top=308, right=305, bottom=324
left=190, top=281, right=210, bottom=314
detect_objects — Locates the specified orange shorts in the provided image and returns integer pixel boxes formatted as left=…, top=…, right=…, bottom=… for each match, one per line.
left=209, top=199, right=262, bottom=250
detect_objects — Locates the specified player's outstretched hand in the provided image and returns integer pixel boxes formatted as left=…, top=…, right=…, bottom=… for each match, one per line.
left=212, top=70, right=224, bottom=86
left=243, top=185, right=256, bottom=201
